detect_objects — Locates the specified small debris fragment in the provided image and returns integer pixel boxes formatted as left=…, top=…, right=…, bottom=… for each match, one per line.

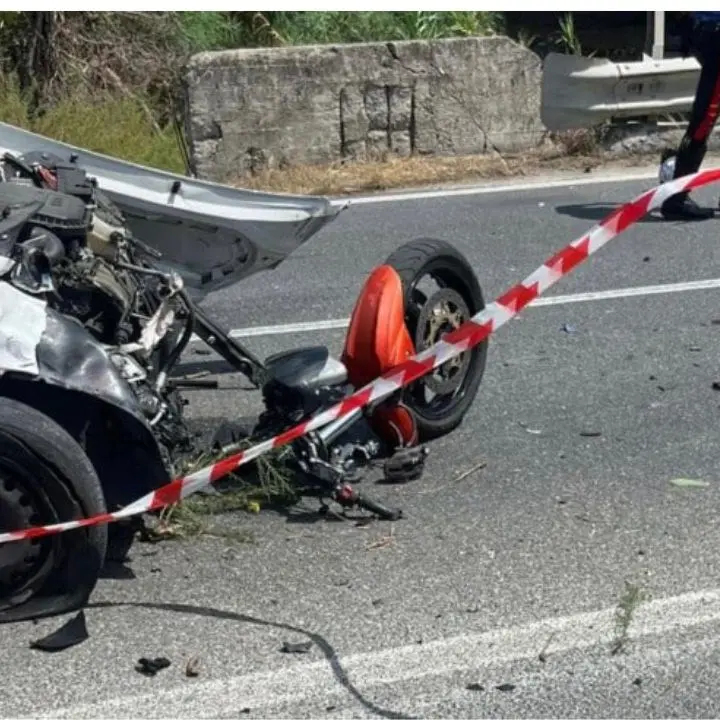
left=240, top=709, right=251, bottom=715
left=280, top=640, right=313, bottom=654
left=371, top=598, right=385, bottom=607
left=452, top=460, right=488, bottom=483
left=326, top=706, right=337, bottom=712
left=355, top=516, right=375, bottom=528
left=712, top=319, right=720, bottom=326
left=135, top=657, right=171, bottom=676
left=669, top=478, right=709, bottom=489
left=538, top=633, right=555, bottom=663
left=633, top=677, right=642, bottom=687
left=193, top=347, right=212, bottom=356
left=538, top=201, right=545, bottom=208
left=579, top=430, right=602, bottom=437
left=496, top=683, right=516, bottom=692
left=366, top=527, right=395, bottom=550
left=689, top=346, right=702, bottom=352
left=712, top=381, right=720, bottom=392
left=185, top=656, right=201, bottom=678
left=643, top=256, right=651, bottom=262
left=649, top=375, right=656, bottom=381
left=561, top=323, right=577, bottom=334
left=519, top=421, right=542, bottom=435
left=466, top=682, right=485, bottom=692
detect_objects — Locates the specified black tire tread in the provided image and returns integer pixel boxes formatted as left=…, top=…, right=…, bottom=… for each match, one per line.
left=383, top=238, right=487, bottom=440
left=0, top=398, right=107, bottom=619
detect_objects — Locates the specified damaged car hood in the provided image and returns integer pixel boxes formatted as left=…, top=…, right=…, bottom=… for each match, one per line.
left=0, top=122, right=345, bottom=299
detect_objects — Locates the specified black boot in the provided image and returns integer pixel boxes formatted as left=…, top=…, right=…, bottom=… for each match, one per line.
left=661, top=191, right=715, bottom=220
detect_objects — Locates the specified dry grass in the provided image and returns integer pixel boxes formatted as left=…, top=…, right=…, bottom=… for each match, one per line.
left=234, top=149, right=650, bottom=197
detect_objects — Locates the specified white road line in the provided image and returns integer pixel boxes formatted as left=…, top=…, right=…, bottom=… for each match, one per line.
left=41, top=586, right=720, bottom=719
left=329, top=169, right=658, bottom=206
left=533, top=276, right=720, bottom=306
left=219, top=277, right=720, bottom=340
left=228, top=318, right=350, bottom=338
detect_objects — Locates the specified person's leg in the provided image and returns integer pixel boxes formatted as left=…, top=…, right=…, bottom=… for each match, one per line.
left=662, top=28, right=720, bottom=220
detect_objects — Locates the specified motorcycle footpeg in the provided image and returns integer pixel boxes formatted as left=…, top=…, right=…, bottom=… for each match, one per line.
left=381, top=445, right=429, bottom=484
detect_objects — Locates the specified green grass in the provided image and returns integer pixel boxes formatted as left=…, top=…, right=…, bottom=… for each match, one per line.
left=611, top=580, right=649, bottom=655
left=174, top=11, right=252, bottom=52
left=173, top=11, right=503, bottom=49
left=0, top=74, right=185, bottom=173
left=246, top=11, right=503, bottom=46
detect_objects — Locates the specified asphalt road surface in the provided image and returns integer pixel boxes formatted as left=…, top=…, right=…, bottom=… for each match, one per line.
left=7, top=164, right=720, bottom=718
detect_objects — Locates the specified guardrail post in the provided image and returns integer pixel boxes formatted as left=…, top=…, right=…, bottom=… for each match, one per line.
left=644, top=11, right=665, bottom=60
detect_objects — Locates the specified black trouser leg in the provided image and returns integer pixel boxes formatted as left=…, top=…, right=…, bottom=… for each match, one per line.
left=673, top=30, right=720, bottom=179
left=662, top=28, right=720, bottom=219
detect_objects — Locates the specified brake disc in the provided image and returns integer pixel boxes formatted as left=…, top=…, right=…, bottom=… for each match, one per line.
left=414, top=287, right=471, bottom=395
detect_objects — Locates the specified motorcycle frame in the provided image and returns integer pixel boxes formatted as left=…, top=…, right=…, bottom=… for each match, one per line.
left=191, top=304, right=268, bottom=388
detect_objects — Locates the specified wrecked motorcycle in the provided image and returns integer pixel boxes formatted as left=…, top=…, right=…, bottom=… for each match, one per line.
left=0, top=139, right=488, bottom=624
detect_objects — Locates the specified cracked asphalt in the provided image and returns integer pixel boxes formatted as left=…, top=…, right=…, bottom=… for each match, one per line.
left=6, top=163, right=720, bottom=718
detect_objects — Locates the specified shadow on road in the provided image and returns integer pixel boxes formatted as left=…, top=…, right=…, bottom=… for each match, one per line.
left=555, top=203, right=666, bottom=224
left=90, top=600, right=416, bottom=720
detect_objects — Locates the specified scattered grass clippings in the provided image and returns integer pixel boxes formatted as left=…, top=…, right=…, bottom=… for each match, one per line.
left=611, top=580, right=649, bottom=656
left=140, top=441, right=299, bottom=544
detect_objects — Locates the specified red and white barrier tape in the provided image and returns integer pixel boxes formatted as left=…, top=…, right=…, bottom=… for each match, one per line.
left=2, top=168, right=720, bottom=545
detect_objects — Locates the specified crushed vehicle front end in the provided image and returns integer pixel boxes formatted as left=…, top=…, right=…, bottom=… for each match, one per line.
left=0, top=135, right=343, bottom=623
left=0, top=170, right=188, bottom=622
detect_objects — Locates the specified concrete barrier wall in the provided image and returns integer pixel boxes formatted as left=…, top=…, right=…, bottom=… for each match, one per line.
left=184, top=36, right=545, bottom=183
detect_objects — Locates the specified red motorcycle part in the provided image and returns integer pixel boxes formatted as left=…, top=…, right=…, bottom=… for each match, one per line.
left=341, top=264, right=418, bottom=449
left=37, top=166, right=58, bottom=191
left=370, top=402, right=418, bottom=449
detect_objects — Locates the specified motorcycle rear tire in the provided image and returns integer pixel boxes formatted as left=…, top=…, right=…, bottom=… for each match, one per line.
left=383, top=238, right=488, bottom=441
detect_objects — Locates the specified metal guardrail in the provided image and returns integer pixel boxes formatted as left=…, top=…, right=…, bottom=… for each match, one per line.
left=541, top=12, right=705, bottom=132
left=541, top=51, right=700, bottom=131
